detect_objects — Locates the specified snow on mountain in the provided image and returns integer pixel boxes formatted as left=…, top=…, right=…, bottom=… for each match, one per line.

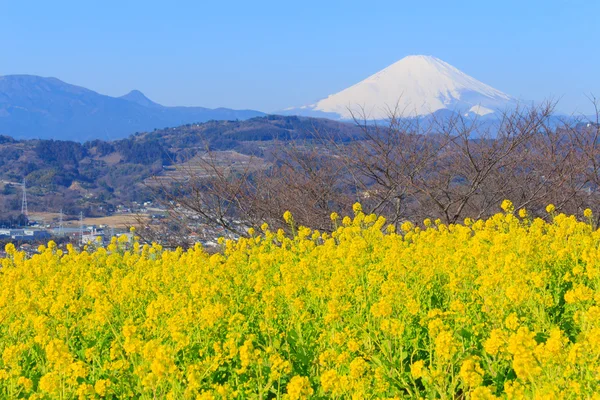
left=284, top=55, right=516, bottom=120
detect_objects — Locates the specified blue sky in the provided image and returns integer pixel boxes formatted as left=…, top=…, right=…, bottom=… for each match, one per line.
left=1, top=0, right=598, bottom=113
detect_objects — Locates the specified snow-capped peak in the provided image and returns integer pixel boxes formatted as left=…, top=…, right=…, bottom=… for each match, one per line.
left=284, top=55, right=515, bottom=120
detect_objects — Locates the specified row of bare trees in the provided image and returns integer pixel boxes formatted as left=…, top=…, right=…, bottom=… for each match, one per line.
left=139, top=100, right=600, bottom=246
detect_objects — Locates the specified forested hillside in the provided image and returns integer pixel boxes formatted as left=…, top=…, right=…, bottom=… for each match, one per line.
left=0, top=115, right=359, bottom=217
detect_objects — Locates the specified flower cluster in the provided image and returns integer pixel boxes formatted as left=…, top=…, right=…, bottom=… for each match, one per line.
left=0, top=203, right=599, bottom=397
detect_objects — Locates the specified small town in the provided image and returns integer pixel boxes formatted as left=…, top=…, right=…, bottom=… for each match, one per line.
left=0, top=199, right=242, bottom=256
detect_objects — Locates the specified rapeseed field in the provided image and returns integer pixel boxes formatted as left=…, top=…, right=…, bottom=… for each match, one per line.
left=0, top=201, right=599, bottom=398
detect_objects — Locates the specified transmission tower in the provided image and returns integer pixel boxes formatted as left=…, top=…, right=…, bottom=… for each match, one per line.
left=59, top=209, right=64, bottom=236
left=21, top=179, right=28, bottom=217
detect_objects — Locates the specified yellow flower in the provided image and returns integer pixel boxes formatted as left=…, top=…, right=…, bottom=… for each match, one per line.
left=411, top=360, right=426, bottom=379
left=546, top=203, right=556, bottom=213
left=268, top=353, right=291, bottom=381
left=330, top=212, right=339, bottom=221
left=518, top=208, right=528, bottom=218
left=94, top=379, right=110, bottom=397
left=460, top=356, right=484, bottom=387
left=286, top=376, right=313, bottom=400
left=39, top=372, right=61, bottom=394
left=347, top=340, right=360, bottom=352
left=400, top=221, right=414, bottom=232
left=507, top=327, right=541, bottom=380
left=471, top=386, right=499, bottom=400
left=17, top=376, right=33, bottom=391
left=349, top=357, right=368, bottom=378
left=584, top=208, right=593, bottom=218
left=504, top=313, right=520, bottom=331
left=371, top=299, right=393, bottom=318
left=484, top=329, right=507, bottom=356
left=504, top=380, right=525, bottom=399
left=70, top=361, right=88, bottom=378
left=352, top=202, right=362, bottom=214
left=564, top=284, right=594, bottom=304
left=320, top=370, right=340, bottom=394
left=4, top=243, right=16, bottom=255
left=283, top=210, right=293, bottom=224
left=501, top=199, right=514, bottom=213
left=435, top=330, right=456, bottom=361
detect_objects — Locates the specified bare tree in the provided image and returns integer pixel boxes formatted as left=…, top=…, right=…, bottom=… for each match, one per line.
left=141, top=99, right=600, bottom=247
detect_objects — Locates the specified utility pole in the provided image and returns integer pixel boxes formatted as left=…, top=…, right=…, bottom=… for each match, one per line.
left=59, top=209, right=64, bottom=236
left=21, top=179, right=28, bottom=217
left=79, top=212, right=84, bottom=245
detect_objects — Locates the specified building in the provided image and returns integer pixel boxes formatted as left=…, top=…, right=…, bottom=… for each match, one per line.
left=0, top=228, right=52, bottom=242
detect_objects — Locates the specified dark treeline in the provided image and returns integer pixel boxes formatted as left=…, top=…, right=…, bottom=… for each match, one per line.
left=34, top=138, right=174, bottom=167
left=0, top=214, right=28, bottom=229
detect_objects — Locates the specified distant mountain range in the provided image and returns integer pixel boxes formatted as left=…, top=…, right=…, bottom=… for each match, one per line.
left=283, top=55, right=518, bottom=120
left=0, top=75, right=265, bottom=141
left=1, top=58, right=570, bottom=142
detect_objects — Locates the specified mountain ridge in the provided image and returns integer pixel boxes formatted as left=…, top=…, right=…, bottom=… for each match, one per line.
left=119, top=90, right=163, bottom=108
left=0, top=75, right=265, bottom=141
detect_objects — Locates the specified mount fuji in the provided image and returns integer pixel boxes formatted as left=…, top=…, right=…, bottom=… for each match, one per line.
left=283, top=55, right=517, bottom=120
